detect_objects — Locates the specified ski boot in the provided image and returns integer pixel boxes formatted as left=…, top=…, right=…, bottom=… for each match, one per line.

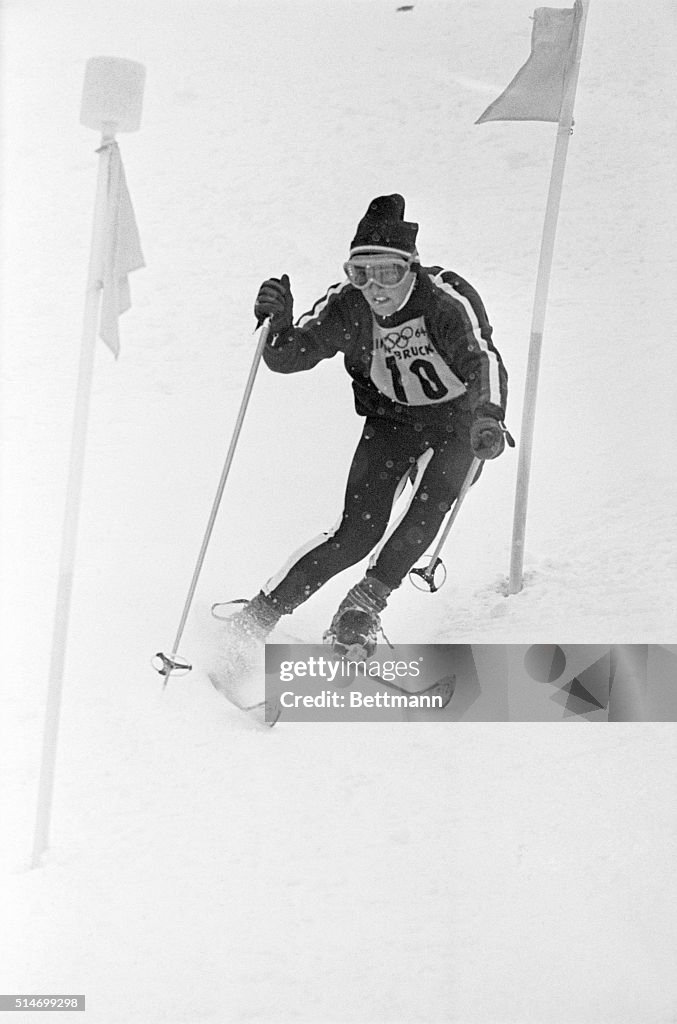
left=324, top=576, right=391, bottom=661
left=212, top=591, right=282, bottom=642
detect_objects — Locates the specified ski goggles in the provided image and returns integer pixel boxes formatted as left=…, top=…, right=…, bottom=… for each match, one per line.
left=343, top=256, right=413, bottom=289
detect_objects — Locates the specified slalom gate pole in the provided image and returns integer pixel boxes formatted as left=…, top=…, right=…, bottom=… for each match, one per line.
left=31, top=55, right=147, bottom=869
left=409, top=456, right=481, bottom=593
left=508, top=0, right=590, bottom=594
left=30, top=134, right=113, bottom=870
left=155, top=318, right=273, bottom=681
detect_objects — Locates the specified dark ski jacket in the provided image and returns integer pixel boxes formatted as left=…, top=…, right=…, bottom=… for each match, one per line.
left=263, top=265, right=507, bottom=435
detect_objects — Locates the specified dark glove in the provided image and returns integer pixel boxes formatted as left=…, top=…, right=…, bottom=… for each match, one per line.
left=254, top=274, right=293, bottom=333
left=470, top=415, right=506, bottom=460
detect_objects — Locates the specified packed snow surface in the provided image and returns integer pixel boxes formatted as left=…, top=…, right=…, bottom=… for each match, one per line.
left=1, top=1, right=676, bottom=1021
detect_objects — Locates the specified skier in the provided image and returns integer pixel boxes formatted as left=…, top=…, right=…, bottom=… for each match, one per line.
left=224, top=194, right=509, bottom=659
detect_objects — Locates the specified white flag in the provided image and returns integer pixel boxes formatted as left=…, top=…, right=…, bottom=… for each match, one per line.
left=99, top=141, right=145, bottom=356
left=476, top=3, right=582, bottom=124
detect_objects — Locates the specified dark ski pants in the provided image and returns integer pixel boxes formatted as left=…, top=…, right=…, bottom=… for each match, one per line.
left=264, top=415, right=481, bottom=613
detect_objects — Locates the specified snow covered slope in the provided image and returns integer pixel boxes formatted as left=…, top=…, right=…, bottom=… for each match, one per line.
left=1, top=1, right=676, bottom=1021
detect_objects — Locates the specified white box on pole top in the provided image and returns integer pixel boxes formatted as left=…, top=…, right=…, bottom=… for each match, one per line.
left=80, top=56, right=146, bottom=132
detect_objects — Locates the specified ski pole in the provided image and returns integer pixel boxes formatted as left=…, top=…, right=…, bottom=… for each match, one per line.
left=154, top=318, right=272, bottom=681
left=409, top=456, right=481, bottom=593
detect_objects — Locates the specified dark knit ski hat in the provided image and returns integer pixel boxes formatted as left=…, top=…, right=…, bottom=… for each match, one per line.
left=349, top=194, right=419, bottom=258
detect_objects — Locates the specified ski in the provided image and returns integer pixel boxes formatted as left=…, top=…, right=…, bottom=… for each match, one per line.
left=363, top=669, right=456, bottom=708
left=208, top=599, right=278, bottom=725
left=208, top=596, right=456, bottom=724
left=322, top=639, right=457, bottom=708
left=208, top=671, right=281, bottom=728
left=322, top=653, right=456, bottom=709
left=210, top=660, right=454, bottom=725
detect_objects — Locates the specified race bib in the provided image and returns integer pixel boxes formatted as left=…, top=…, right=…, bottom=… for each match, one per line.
left=369, top=317, right=466, bottom=406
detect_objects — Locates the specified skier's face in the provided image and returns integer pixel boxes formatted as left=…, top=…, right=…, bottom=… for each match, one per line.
left=362, top=271, right=415, bottom=317
left=344, top=252, right=416, bottom=317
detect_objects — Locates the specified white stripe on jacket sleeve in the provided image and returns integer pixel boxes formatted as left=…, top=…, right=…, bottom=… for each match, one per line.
left=431, top=273, right=502, bottom=408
